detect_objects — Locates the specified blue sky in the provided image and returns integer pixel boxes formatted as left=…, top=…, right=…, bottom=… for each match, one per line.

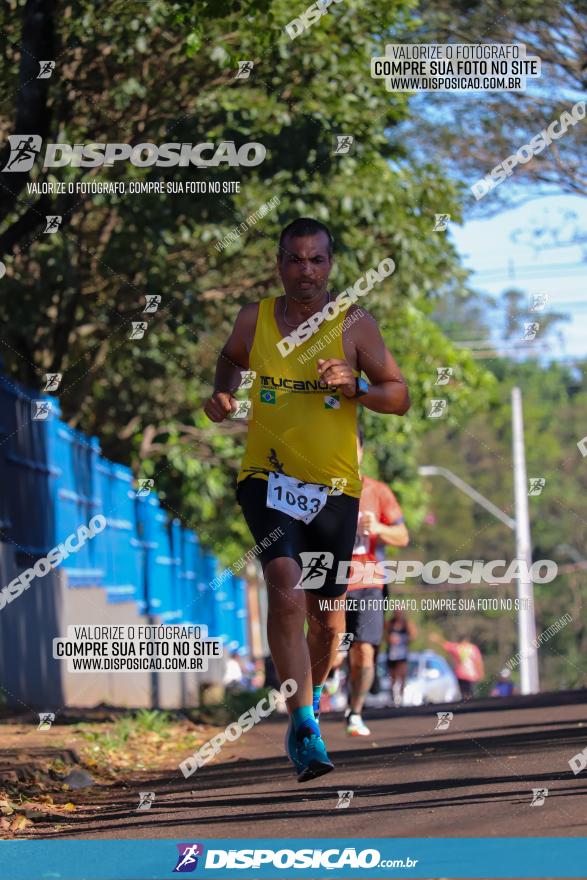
left=450, top=194, right=587, bottom=361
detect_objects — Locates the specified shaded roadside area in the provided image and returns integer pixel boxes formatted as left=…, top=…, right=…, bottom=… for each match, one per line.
left=0, top=705, right=220, bottom=838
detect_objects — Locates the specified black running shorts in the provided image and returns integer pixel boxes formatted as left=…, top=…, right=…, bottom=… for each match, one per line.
left=236, top=475, right=360, bottom=598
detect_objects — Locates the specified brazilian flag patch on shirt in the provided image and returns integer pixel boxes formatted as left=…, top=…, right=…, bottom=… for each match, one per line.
left=260, top=389, right=276, bottom=404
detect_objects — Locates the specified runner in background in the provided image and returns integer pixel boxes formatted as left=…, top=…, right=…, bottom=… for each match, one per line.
left=430, top=633, right=485, bottom=700
left=344, top=427, right=409, bottom=735
left=385, top=610, right=417, bottom=707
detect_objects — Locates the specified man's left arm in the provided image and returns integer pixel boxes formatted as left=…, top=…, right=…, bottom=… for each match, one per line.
left=355, top=310, right=410, bottom=415
left=317, top=308, right=410, bottom=415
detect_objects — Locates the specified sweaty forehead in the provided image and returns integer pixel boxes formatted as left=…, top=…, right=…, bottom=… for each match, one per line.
left=281, top=232, right=331, bottom=259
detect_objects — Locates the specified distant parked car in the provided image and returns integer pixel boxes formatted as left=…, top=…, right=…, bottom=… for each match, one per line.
left=402, top=650, right=461, bottom=706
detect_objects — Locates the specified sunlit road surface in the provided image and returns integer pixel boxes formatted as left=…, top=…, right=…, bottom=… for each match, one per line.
left=58, top=690, right=587, bottom=841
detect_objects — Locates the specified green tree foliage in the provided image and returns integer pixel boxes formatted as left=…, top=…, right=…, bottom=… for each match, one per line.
left=0, top=0, right=494, bottom=560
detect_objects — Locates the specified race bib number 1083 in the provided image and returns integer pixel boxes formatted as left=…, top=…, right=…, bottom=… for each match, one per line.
left=267, top=472, right=328, bottom=524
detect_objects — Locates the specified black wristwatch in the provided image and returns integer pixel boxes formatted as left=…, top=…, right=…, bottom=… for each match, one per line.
left=353, top=376, right=369, bottom=398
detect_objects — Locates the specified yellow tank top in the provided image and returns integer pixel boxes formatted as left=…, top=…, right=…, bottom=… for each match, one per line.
left=237, top=296, right=362, bottom=498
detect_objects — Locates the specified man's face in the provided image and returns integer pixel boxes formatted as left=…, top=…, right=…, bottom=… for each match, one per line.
left=277, top=231, right=333, bottom=302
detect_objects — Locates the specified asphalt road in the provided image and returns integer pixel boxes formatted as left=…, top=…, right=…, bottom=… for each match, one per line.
left=56, top=690, right=587, bottom=841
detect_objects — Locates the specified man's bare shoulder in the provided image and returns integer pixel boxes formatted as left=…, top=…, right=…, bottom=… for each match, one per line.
left=346, top=303, right=378, bottom=323
left=238, top=301, right=261, bottom=322
left=344, top=304, right=380, bottom=338
left=234, top=301, right=261, bottom=336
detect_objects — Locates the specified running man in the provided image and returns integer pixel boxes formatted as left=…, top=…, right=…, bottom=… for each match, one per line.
left=204, top=217, right=410, bottom=781
left=344, top=427, right=409, bottom=735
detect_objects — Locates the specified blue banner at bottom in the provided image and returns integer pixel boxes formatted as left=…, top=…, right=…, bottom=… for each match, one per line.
left=0, top=838, right=585, bottom=879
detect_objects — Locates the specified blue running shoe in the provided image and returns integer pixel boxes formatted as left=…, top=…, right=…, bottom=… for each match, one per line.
left=295, top=733, right=334, bottom=783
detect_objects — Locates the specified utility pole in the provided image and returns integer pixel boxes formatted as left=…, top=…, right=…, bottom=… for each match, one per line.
left=511, top=387, right=539, bottom=693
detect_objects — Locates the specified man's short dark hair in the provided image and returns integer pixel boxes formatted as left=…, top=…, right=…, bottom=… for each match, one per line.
left=278, top=217, right=334, bottom=261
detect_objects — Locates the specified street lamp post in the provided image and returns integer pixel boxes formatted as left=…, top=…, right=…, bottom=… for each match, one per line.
left=511, top=387, right=539, bottom=693
left=418, top=386, right=540, bottom=694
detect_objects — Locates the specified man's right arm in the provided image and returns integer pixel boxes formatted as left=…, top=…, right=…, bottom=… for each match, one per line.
left=204, top=304, right=258, bottom=423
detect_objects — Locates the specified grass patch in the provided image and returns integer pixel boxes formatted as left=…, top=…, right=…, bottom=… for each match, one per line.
left=77, top=708, right=174, bottom=751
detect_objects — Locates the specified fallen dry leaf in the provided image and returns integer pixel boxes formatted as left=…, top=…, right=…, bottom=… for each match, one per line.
left=9, top=814, right=31, bottom=832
